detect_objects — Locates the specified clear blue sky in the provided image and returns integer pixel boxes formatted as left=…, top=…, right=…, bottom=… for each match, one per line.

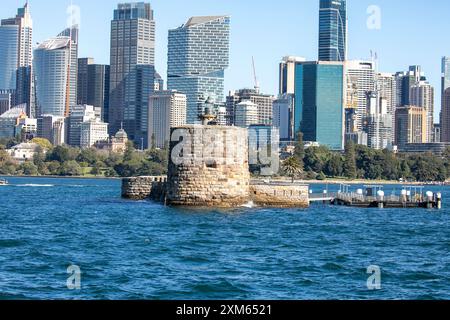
left=3, top=0, right=449, bottom=119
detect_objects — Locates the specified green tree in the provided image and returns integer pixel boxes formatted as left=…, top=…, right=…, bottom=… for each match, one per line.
left=47, top=161, right=61, bottom=175
left=47, top=145, right=70, bottom=162
left=343, top=142, right=357, bottom=179
left=282, top=156, right=303, bottom=183
left=325, top=154, right=343, bottom=177
left=59, top=161, right=82, bottom=176
left=293, top=132, right=305, bottom=170
left=31, top=138, right=53, bottom=150
left=123, top=141, right=135, bottom=162
left=18, top=162, right=39, bottom=176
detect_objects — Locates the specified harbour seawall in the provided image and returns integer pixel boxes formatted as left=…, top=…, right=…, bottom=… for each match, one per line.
left=121, top=176, right=167, bottom=202
left=121, top=176, right=310, bottom=208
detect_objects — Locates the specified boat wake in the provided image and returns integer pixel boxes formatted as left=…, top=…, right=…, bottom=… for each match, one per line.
left=15, top=184, right=55, bottom=187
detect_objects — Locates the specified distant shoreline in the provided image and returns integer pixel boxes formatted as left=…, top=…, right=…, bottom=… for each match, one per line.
left=0, top=175, right=119, bottom=180
left=1, top=175, right=448, bottom=186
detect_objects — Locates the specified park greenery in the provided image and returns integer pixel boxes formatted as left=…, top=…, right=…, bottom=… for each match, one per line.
left=1, top=133, right=449, bottom=182
left=0, top=137, right=168, bottom=178
left=282, top=133, right=450, bottom=182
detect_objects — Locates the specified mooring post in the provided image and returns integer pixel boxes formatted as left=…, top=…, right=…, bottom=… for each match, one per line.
left=377, top=190, right=385, bottom=209
left=436, top=193, right=442, bottom=210
left=426, top=191, right=434, bottom=209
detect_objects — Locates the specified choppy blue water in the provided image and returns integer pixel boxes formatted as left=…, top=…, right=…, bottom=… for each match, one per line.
left=0, top=177, right=449, bottom=300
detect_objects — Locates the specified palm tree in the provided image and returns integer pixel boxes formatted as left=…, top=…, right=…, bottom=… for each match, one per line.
left=282, top=156, right=303, bottom=183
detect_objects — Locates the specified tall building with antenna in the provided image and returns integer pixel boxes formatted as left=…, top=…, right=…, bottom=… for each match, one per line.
left=318, top=0, right=347, bottom=62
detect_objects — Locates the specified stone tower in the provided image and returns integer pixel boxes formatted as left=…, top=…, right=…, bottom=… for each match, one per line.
left=167, top=125, right=250, bottom=207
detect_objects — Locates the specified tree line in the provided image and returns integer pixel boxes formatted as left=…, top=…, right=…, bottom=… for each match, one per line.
left=0, top=137, right=168, bottom=177
left=282, top=133, right=450, bottom=182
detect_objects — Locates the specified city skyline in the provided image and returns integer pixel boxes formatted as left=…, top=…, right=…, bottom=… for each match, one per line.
left=2, top=0, right=449, bottom=121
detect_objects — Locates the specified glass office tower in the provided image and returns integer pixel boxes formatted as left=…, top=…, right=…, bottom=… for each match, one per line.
left=295, top=61, right=345, bottom=150
left=109, top=2, right=155, bottom=146
left=168, top=16, right=230, bottom=124
left=318, top=0, right=347, bottom=62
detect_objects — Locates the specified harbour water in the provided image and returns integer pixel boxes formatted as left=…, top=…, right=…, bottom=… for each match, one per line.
left=0, top=177, right=449, bottom=300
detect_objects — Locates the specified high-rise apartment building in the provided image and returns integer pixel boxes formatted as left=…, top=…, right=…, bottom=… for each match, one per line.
left=34, top=26, right=78, bottom=117
left=318, top=0, right=347, bottom=62
left=148, top=90, right=186, bottom=149
left=294, top=61, right=345, bottom=150
left=441, top=57, right=450, bottom=142
left=109, top=2, right=156, bottom=146
left=168, top=16, right=230, bottom=124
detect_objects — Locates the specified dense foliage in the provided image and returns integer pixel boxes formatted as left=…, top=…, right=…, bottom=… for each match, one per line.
left=0, top=138, right=168, bottom=178
left=288, top=137, right=450, bottom=182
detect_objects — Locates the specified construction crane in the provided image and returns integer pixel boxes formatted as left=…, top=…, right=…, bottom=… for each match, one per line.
left=252, top=56, right=260, bottom=94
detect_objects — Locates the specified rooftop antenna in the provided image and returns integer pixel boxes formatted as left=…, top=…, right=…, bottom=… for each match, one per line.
left=252, top=56, right=260, bottom=94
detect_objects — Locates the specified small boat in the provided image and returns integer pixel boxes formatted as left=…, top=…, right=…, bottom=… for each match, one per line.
left=0, top=179, right=8, bottom=186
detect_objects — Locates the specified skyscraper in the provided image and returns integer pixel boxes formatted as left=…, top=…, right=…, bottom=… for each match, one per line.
left=77, top=57, right=95, bottom=106
left=109, top=2, right=156, bottom=146
left=295, top=61, right=345, bottom=150
left=441, top=57, right=450, bottom=142
left=168, top=16, right=230, bottom=124
left=345, top=60, right=375, bottom=132
left=77, top=58, right=110, bottom=122
left=318, top=0, right=347, bottom=62
left=34, top=26, right=79, bottom=117
left=0, top=3, right=33, bottom=115
left=148, top=90, right=187, bottom=149
left=279, top=56, right=306, bottom=95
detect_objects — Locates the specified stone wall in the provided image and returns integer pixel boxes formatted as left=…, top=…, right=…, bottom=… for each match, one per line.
left=166, top=125, right=250, bottom=208
left=250, top=183, right=309, bottom=208
left=121, top=178, right=310, bottom=208
left=121, top=176, right=167, bottom=201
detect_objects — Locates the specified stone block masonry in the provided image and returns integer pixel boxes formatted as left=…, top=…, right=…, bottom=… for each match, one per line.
left=122, top=176, right=167, bottom=201
left=166, top=125, right=251, bottom=208
left=121, top=124, right=310, bottom=208
left=250, top=184, right=309, bottom=208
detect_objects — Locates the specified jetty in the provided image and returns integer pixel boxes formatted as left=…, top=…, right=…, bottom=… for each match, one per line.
left=310, top=185, right=442, bottom=209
